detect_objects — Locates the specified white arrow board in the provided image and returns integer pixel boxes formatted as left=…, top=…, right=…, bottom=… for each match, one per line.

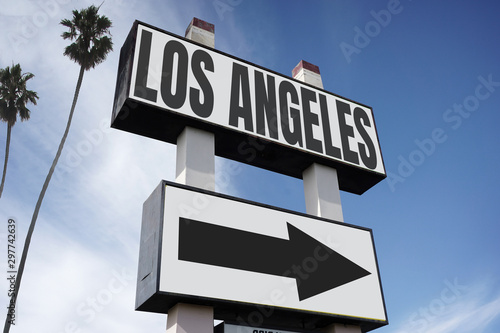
left=136, top=181, right=387, bottom=331
left=112, top=21, right=386, bottom=195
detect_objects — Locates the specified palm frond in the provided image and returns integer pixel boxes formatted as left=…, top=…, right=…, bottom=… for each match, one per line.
left=0, top=64, right=38, bottom=126
left=60, top=5, right=113, bottom=70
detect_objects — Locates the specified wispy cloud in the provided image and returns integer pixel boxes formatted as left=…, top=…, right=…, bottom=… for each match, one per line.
left=425, top=295, right=500, bottom=333
left=392, top=278, right=500, bottom=333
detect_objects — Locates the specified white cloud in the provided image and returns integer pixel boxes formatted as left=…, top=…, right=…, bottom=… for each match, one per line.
left=391, top=278, right=500, bottom=333
left=423, top=296, right=500, bottom=333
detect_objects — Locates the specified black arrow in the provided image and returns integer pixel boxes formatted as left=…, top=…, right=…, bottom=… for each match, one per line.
left=178, top=217, right=370, bottom=301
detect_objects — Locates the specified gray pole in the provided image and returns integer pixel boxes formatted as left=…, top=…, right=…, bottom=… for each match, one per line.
left=166, top=17, right=216, bottom=333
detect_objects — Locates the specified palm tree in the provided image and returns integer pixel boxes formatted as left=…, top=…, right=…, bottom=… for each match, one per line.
left=0, top=64, right=39, bottom=198
left=3, top=5, right=112, bottom=332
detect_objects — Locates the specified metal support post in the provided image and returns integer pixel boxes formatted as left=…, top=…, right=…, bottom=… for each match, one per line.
left=176, top=126, right=215, bottom=191
left=293, top=60, right=360, bottom=333
left=168, top=17, right=216, bottom=333
left=166, top=303, right=214, bottom=333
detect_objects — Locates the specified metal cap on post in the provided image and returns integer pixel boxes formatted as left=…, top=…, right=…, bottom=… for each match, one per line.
left=168, top=17, right=216, bottom=333
left=292, top=60, right=324, bottom=89
left=185, top=17, right=215, bottom=48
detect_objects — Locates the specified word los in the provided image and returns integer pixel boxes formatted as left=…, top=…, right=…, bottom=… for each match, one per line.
left=131, top=25, right=383, bottom=174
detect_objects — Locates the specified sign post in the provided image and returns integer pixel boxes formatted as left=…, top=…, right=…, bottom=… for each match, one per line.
left=168, top=18, right=216, bottom=333
left=293, top=61, right=359, bottom=333
left=111, top=16, right=388, bottom=333
left=292, top=61, right=345, bottom=222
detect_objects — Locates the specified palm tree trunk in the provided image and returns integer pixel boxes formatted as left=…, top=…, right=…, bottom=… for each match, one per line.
left=0, top=124, right=12, bottom=198
left=3, top=65, right=85, bottom=333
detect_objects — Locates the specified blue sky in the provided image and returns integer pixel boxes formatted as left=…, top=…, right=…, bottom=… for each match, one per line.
left=1, top=0, right=500, bottom=332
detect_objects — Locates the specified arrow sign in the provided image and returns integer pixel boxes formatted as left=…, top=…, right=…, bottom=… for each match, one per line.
left=178, top=217, right=371, bottom=301
left=136, top=182, right=388, bottom=328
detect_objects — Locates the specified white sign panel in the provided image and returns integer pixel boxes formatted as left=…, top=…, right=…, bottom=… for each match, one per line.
left=216, top=323, right=303, bottom=333
left=136, top=182, right=387, bottom=329
left=112, top=22, right=386, bottom=195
